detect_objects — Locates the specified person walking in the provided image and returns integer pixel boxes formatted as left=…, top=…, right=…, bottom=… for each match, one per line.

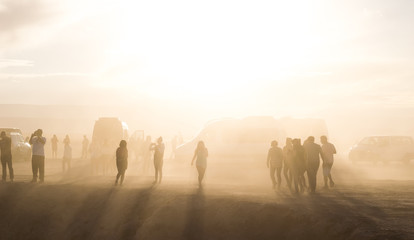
left=82, top=135, right=89, bottom=160
left=0, top=131, right=14, bottom=182
left=51, top=134, right=58, bottom=159
left=291, top=138, right=306, bottom=193
left=303, top=136, right=324, bottom=193
left=283, top=138, right=293, bottom=189
left=115, top=140, right=128, bottom=186
left=151, top=137, right=165, bottom=184
left=29, top=129, right=46, bottom=183
left=191, top=141, right=208, bottom=187
left=266, top=140, right=284, bottom=190
left=320, top=135, right=337, bottom=188
left=62, top=138, right=72, bottom=172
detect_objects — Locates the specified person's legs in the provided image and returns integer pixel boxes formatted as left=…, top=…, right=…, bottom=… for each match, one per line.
left=115, top=171, right=121, bottom=185
left=120, top=170, right=125, bottom=185
left=39, top=156, right=45, bottom=182
left=32, top=156, right=38, bottom=182
left=283, top=166, right=291, bottom=189
left=1, top=158, right=6, bottom=181
left=158, top=160, right=163, bottom=183
left=269, top=166, right=276, bottom=189
left=307, top=166, right=318, bottom=193
left=154, top=160, right=159, bottom=182
left=323, top=163, right=329, bottom=188
left=196, top=166, right=206, bottom=185
left=276, top=167, right=282, bottom=188
left=7, top=157, right=13, bottom=181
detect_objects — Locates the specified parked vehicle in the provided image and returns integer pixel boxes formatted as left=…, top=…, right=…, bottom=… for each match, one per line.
left=0, top=128, right=31, bottom=161
left=175, top=116, right=328, bottom=162
left=91, top=117, right=129, bottom=149
left=0, top=128, right=23, bottom=136
left=349, top=136, right=414, bottom=164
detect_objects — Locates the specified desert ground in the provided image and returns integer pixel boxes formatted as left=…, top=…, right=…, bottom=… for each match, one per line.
left=0, top=156, right=413, bottom=240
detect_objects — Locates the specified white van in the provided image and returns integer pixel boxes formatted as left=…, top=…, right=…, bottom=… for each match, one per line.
left=175, top=116, right=328, bottom=162
left=90, top=117, right=129, bottom=154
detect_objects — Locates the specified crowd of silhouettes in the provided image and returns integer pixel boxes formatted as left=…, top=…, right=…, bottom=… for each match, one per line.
left=267, top=135, right=336, bottom=194
left=2, top=128, right=337, bottom=195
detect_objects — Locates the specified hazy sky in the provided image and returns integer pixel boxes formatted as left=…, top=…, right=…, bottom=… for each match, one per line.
left=1, top=0, right=414, bottom=119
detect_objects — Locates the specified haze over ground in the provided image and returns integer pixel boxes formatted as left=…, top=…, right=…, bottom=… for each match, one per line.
left=2, top=1, right=414, bottom=152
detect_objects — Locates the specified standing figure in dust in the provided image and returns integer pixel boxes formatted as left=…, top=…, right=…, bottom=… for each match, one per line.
left=62, top=137, right=72, bottom=172
left=283, top=138, right=293, bottom=189
left=320, top=135, right=336, bottom=188
left=29, top=129, right=46, bottom=183
left=191, top=141, right=208, bottom=187
left=266, top=140, right=284, bottom=190
left=0, top=131, right=14, bottom=182
left=151, top=137, right=165, bottom=184
left=51, top=134, right=58, bottom=159
left=81, top=135, right=89, bottom=160
left=115, top=140, right=128, bottom=186
left=303, top=136, right=324, bottom=194
left=291, top=138, right=306, bottom=193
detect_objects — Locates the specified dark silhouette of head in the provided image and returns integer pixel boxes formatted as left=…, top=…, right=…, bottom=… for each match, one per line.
left=307, top=136, right=315, bottom=143
left=37, top=129, right=43, bottom=137
left=292, top=138, right=302, bottom=147
left=197, top=141, right=205, bottom=150
left=320, top=135, right=328, bottom=144
left=271, top=140, right=278, bottom=147
left=120, top=140, right=127, bottom=148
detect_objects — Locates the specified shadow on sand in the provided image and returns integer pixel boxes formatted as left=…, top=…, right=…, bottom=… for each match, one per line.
left=183, top=187, right=205, bottom=240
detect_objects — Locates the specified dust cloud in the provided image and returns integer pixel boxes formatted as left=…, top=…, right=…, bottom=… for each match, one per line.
left=0, top=104, right=413, bottom=239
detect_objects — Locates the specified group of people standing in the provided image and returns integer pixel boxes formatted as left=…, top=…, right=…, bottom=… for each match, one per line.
left=267, top=135, right=336, bottom=194
left=1, top=128, right=335, bottom=194
left=114, top=138, right=208, bottom=187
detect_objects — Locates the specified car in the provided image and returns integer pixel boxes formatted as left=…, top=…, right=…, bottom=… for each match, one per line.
left=0, top=128, right=23, bottom=136
left=349, top=136, right=414, bottom=164
left=8, top=132, right=31, bottom=161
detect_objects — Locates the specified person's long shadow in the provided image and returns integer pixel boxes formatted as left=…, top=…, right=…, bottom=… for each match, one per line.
left=183, top=187, right=205, bottom=240
left=119, top=183, right=156, bottom=240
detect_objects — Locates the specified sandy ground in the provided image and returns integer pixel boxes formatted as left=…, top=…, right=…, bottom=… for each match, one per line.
left=0, top=157, right=413, bottom=240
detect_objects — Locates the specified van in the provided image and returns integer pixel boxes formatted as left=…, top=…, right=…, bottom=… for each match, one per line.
left=91, top=117, right=129, bottom=152
left=175, top=116, right=328, bottom=161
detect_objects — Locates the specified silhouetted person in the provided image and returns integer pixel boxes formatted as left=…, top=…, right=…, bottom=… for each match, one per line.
left=62, top=138, right=72, bottom=172
left=191, top=141, right=208, bottom=187
left=29, top=129, right=46, bottom=183
left=0, top=131, right=14, bottom=182
left=267, top=140, right=284, bottom=189
left=151, top=137, right=165, bottom=183
left=82, top=135, right=89, bottom=159
left=283, top=138, right=293, bottom=189
left=303, top=136, right=324, bottom=193
left=63, top=135, right=70, bottom=145
left=321, top=135, right=336, bottom=188
left=170, top=135, right=178, bottom=160
left=115, top=140, right=128, bottom=185
left=292, top=138, right=306, bottom=193
left=51, top=134, right=58, bottom=159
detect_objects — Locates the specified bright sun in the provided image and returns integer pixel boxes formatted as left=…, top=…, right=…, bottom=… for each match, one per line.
left=105, top=0, right=324, bottom=100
